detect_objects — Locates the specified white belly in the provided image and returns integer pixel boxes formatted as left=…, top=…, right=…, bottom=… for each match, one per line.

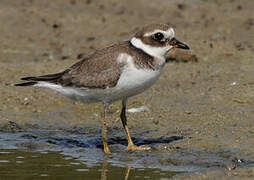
left=110, top=64, right=162, bottom=100
left=72, top=66, right=162, bottom=104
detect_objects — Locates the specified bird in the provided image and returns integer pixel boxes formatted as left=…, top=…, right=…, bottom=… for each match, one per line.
left=15, top=23, right=189, bottom=154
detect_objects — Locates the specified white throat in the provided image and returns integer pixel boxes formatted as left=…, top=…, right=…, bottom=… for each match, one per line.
left=130, top=37, right=172, bottom=60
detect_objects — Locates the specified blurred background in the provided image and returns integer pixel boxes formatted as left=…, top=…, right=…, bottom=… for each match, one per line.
left=0, top=0, right=253, bottom=179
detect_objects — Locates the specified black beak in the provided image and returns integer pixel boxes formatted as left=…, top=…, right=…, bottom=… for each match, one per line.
left=169, top=38, right=190, bottom=50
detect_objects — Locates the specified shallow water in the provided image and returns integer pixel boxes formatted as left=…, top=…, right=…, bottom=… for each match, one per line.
left=0, top=127, right=253, bottom=180
left=0, top=150, right=179, bottom=180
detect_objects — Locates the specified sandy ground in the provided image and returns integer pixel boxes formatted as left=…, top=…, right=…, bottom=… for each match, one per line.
left=0, top=0, right=254, bottom=179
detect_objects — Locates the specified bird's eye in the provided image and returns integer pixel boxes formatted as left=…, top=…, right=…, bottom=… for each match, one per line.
left=153, top=32, right=164, bottom=41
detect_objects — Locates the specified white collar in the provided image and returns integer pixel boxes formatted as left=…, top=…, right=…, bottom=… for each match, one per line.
left=130, top=37, right=172, bottom=60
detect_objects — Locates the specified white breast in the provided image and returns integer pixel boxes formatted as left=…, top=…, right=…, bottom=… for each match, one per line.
left=113, top=54, right=163, bottom=100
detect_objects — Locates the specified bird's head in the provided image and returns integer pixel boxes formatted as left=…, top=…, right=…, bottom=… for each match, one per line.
left=131, top=23, right=189, bottom=59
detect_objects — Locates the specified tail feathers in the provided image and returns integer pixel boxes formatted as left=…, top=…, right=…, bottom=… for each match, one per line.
left=21, top=71, right=65, bottom=82
left=15, top=71, right=66, bottom=86
left=14, top=81, right=38, bottom=86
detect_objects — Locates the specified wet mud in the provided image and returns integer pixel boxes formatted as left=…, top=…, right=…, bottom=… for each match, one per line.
left=0, top=0, right=254, bottom=179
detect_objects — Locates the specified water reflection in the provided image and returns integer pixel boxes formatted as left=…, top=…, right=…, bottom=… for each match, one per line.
left=101, top=160, right=107, bottom=180
left=101, top=160, right=131, bottom=180
left=125, top=166, right=131, bottom=180
left=0, top=150, right=178, bottom=180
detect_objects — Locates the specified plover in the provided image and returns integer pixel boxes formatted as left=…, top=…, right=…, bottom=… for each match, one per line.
left=15, top=23, right=189, bottom=154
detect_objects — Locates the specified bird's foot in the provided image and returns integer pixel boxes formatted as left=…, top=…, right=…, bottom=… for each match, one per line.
left=127, top=144, right=151, bottom=151
left=104, top=148, right=111, bottom=155
left=103, top=142, right=111, bottom=155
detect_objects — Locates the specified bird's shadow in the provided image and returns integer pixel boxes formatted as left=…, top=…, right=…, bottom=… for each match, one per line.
left=44, top=134, right=183, bottom=149
left=97, top=135, right=184, bottom=148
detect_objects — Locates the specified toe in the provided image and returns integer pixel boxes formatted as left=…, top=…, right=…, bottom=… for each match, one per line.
left=127, top=145, right=151, bottom=151
left=138, top=145, right=151, bottom=150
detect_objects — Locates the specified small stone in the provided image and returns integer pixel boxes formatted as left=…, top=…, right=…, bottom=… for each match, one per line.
left=52, top=24, right=59, bottom=29
left=185, top=111, right=192, bottom=114
left=153, top=119, right=159, bottom=125
left=177, top=3, right=186, bottom=10
left=87, top=37, right=95, bottom=41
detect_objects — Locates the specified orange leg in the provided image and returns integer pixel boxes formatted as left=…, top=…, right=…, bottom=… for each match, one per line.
left=120, top=99, right=151, bottom=151
left=101, top=103, right=111, bottom=154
